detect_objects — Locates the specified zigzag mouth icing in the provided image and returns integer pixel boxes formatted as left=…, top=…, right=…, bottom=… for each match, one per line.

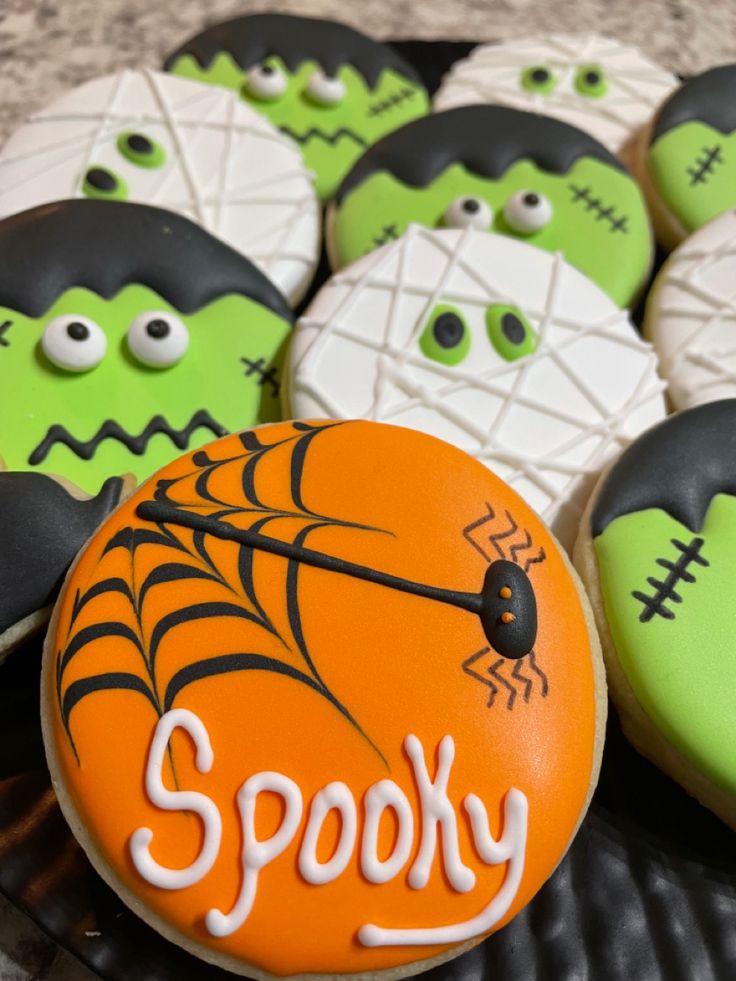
left=28, top=410, right=227, bottom=465
left=280, top=125, right=367, bottom=148
left=366, top=85, right=417, bottom=118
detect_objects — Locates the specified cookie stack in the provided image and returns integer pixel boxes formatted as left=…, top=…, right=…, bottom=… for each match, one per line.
left=0, top=10, right=734, bottom=979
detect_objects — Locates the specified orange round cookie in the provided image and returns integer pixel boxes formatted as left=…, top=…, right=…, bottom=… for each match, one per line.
left=42, top=420, right=604, bottom=979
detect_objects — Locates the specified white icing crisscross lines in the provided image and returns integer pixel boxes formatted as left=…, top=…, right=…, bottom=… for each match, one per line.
left=434, top=34, right=677, bottom=155
left=647, top=211, right=736, bottom=410
left=291, top=225, right=666, bottom=550
left=0, top=69, right=320, bottom=305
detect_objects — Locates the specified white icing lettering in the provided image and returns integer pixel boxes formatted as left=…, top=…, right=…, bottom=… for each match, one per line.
left=298, top=781, right=357, bottom=885
left=129, top=708, right=222, bottom=890
left=361, top=779, right=414, bottom=884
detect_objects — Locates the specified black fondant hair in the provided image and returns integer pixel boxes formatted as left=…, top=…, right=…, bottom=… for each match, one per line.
left=591, top=400, right=736, bottom=536
left=335, top=105, right=625, bottom=203
left=0, top=200, right=293, bottom=321
left=652, top=64, right=736, bottom=142
left=164, top=13, right=421, bottom=90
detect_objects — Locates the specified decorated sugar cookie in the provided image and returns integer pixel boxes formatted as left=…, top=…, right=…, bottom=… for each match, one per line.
left=0, top=69, right=320, bottom=305
left=0, top=200, right=292, bottom=494
left=434, top=34, right=676, bottom=159
left=641, top=65, right=736, bottom=250
left=289, top=226, right=666, bottom=550
left=164, top=13, right=430, bottom=200
left=328, top=106, right=654, bottom=307
left=575, top=400, right=736, bottom=829
left=43, top=419, right=605, bottom=978
left=644, top=209, right=736, bottom=409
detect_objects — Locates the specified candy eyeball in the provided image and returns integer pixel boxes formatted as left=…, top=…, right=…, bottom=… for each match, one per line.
left=42, top=314, right=108, bottom=373
left=116, top=132, right=167, bottom=169
left=503, top=191, right=553, bottom=234
left=127, top=312, right=189, bottom=368
left=243, top=63, right=289, bottom=102
left=520, top=65, right=557, bottom=94
left=419, top=304, right=472, bottom=366
left=575, top=64, right=608, bottom=98
left=443, top=196, right=493, bottom=230
left=485, top=304, right=538, bottom=362
left=305, top=70, right=347, bottom=106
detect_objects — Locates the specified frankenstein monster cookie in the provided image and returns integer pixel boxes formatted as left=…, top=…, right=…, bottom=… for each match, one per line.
left=644, top=210, right=736, bottom=409
left=43, top=420, right=605, bottom=978
left=164, top=13, right=430, bottom=200
left=0, top=200, right=292, bottom=493
left=289, top=226, right=666, bottom=550
left=328, top=106, right=654, bottom=307
left=0, top=69, right=320, bottom=305
left=639, top=65, right=736, bottom=250
left=434, top=34, right=676, bottom=160
left=575, top=401, right=736, bottom=828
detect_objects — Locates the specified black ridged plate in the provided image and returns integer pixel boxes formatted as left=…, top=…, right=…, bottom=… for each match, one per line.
left=0, top=39, right=734, bottom=981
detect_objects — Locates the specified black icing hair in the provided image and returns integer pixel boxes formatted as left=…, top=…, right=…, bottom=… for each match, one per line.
left=163, top=13, right=422, bottom=90
left=336, top=105, right=625, bottom=203
left=0, top=200, right=293, bottom=321
left=652, top=64, right=736, bottom=143
left=592, top=400, right=736, bottom=536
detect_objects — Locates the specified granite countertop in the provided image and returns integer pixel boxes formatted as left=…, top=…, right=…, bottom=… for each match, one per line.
left=0, top=0, right=733, bottom=978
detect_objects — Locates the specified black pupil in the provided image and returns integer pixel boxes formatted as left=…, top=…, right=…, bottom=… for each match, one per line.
left=433, top=312, right=464, bottom=349
left=67, top=321, right=90, bottom=341
left=462, top=198, right=481, bottom=214
left=585, top=70, right=600, bottom=85
left=127, top=133, right=153, bottom=155
left=261, top=64, right=275, bottom=76
left=523, top=192, right=540, bottom=207
left=85, top=167, right=117, bottom=192
left=501, top=313, right=526, bottom=346
left=531, top=68, right=549, bottom=83
left=146, top=319, right=170, bottom=339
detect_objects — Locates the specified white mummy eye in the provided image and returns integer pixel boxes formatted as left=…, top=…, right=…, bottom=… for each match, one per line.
left=305, top=70, right=346, bottom=106
left=41, top=315, right=107, bottom=372
left=503, top=191, right=553, bottom=234
left=127, top=312, right=189, bottom=368
left=244, top=63, right=288, bottom=101
left=443, top=196, right=493, bottom=230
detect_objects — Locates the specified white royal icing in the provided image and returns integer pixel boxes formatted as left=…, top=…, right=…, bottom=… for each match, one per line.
left=434, top=34, right=677, bottom=156
left=288, top=225, right=667, bottom=551
left=298, top=781, right=358, bottom=885
left=360, top=779, right=414, bottom=884
left=0, top=69, right=321, bottom=305
left=645, top=209, right=736, bottom=410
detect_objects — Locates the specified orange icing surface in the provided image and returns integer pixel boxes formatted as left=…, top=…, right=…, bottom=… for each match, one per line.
left=44, top=420, right=597, bottom=976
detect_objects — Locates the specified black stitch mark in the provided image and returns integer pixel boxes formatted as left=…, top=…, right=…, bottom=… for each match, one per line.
left=632, top=537, right=709, bottom=623
left=280, top=125, right=367, bottom=148
left=569, top=183, right=629, bottom=233
left=372, top=224, right=399, bottom=248
left=0, top=320, right=11, bottom=347
left=241, top=357, right=280, bottom=397
left=687, top=146, right=724, bottom=186
left=367, top=85, right=416, bottom=118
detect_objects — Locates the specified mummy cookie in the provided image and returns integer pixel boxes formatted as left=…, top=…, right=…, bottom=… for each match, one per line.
left=0, top=470, right=130, bottom=656
left=434, top=34, right=676, bottom=160
left=0, top=69, right=320, bottom=305
left=575, top=400, right=736, bottom=829
left=639, top=65, right=736, bottom=250
left=288, top=226, right=666, bottom=551
left=164, top=13, right=430, bottom=200
left=644, top=210, right=736, bottom=409
left=328, top=106, right=654, bottom=308
left=43, top=419, right=605, bottom=979
left=0, top=200, right=292, bottom=493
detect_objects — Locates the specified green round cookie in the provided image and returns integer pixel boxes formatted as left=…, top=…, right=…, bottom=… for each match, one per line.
left=0, top=200, right=292, bottom=494
left=164, top=13, right=430, bottom=201
left=328, top=106, right=653, bottom=308
left=647, top=65, right=736, bottom=238
left=587, top=400, right=736, bottom=817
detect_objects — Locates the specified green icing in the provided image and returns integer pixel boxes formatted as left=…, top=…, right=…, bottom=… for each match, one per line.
left=486, top=304, right=537, bottom=361
left=82, top=167, right=128, bottom=201
left=594, top=494, right=736, bottom=796
left=116, top=132, right=167, bottom=169
left=575, top=64, right=607, bottom=99
left=419, top=304, right=471, bottom=365
left=331, top=158, right=652, bottom=307
left=0, top=284, right=290, bottom=493
left=168, top=53, right=429, bottom=201
left=648, top=121, right=736, bottom=233
left=520, top=65, right=557, bottom=95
